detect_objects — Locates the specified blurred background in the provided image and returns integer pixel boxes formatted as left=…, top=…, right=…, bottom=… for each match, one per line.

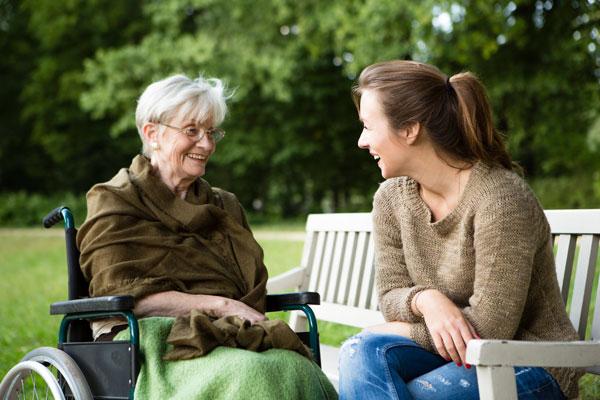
left=1, top=1, right=600, bottom=396
left=0, top=0, right=599, bottom=225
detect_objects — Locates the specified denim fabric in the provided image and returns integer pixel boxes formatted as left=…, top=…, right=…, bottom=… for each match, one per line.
left=338, top=332, right=566, bottom=400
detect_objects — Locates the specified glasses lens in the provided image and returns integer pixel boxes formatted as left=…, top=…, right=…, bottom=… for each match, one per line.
left=184, top=127, right=198, bottom=137
left=211, top=129, right=225, bottom=143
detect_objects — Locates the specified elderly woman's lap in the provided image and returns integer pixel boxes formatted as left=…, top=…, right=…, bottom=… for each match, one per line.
left=115, top=317, right=336, bottom=400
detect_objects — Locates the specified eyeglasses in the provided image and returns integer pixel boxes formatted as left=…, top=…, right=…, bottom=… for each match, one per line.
left=158, top=122, right=226, bottom=143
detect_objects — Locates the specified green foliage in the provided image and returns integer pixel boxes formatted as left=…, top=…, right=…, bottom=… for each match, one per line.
left=0, top=192, right=87, bottom=227
left=530, top=174, right=600, bottom=209
left=1, top=0, right=599, bottom=216
left=0, top=0, right=146, bottom=193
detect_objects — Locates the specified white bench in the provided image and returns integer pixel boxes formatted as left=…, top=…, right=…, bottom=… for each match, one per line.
left=266, top=210, right=600, bottom=398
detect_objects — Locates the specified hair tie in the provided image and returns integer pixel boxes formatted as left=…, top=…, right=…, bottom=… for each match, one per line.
left=446, top=76, right=454, bottom=95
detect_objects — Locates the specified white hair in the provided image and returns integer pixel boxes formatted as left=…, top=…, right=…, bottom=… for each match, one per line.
left=135, top=74, right=229, bottom=155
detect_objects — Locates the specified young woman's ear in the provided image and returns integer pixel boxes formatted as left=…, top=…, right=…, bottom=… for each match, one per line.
left=404, top=122, right=421, bottom=145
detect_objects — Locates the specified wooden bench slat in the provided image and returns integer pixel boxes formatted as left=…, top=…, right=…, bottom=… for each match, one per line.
left=592, top=282, right=600, bottom=341
left=298, top=231, right=316, bottom=291
left=325, top=232, right=347, bottom=303
left=313, top=301, right=385, bottom=328
left=306, top=213, right=372, bottom=232
left=317, top=232, right=337, bottom=298
left=336, top=231, right=357, bottom=304
left=568, top=235, right=599, bottom=338
left=348, top=231, right=368, bottom=307
left=545, top=210, right=600, bottom=234
left=554, top=234, right=577, bottom=303
left=358, top=234, right=375, bottom=309
left=307, top=231, right=327, bottom=292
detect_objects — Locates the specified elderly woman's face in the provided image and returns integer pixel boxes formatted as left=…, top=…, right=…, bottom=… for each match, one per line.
left=153, top=114, right=217, bottom=182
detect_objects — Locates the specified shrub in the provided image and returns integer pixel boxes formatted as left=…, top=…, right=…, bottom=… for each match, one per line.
left=0, top=192, right=87, bottom=227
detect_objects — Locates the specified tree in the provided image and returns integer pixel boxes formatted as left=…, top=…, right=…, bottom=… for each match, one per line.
left=80, top=0, right=383, bottom=215
left=322, top=0, right=599, bottom=176
left=3, top=0, right=598, bottom=213
left=0, top=0, right=148, bottom=193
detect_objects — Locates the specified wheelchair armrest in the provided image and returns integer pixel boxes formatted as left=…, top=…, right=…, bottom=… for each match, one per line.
left=265, top=291, right=320, bottom=312
left=50, top=295, right=134, bottom=315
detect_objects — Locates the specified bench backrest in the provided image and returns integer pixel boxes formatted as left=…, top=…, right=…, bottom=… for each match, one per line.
left=546, top=210, right=600, bottom=340
left=301, top=210, right=600, bottom=340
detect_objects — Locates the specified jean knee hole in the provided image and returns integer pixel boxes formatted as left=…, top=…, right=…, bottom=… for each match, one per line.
left=340, top=335, right=363, bottom=360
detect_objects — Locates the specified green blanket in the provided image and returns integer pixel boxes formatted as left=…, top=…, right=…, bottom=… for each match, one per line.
left=117, top=317, right=338, bottom=400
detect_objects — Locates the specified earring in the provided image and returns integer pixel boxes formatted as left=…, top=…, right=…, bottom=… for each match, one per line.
left=151, top=142, right=159, bottom=150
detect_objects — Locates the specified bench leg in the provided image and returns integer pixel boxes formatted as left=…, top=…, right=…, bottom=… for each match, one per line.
left=476, top=366, right=517, bottom=400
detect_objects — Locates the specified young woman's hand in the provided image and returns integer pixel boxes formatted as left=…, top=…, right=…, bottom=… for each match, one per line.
left=415, top=289, right=479, bottom=366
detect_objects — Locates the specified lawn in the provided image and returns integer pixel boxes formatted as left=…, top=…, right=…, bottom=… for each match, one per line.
left=0, top=227, right=598, bottom=398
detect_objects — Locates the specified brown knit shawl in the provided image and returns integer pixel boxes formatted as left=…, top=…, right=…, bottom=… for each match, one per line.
left=77, top=155, right=310, bottom=360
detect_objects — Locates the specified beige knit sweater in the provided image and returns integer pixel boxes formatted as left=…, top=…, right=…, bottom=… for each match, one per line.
left=373, top=162, right=583, bottom=398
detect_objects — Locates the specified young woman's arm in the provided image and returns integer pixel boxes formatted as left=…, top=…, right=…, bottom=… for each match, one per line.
left=414, top=194, right=544, bottom=365
left=373, top=185, right=426, bottom=323
left=462, top=194, right=544, bottom=337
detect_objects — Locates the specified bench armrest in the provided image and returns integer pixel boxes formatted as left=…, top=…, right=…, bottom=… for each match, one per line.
left=466, top=339, right=600, bottom=368
left=465, top=339, right=600, bottom=399
left=265, top=292, right=320, bottom=312
left=266, top=266, right=306, bottom=293
left=50, top=295, right=134, bottom=315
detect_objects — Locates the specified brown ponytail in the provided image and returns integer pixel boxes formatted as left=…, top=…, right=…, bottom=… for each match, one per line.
left=353, top=60, right=516, bottom=171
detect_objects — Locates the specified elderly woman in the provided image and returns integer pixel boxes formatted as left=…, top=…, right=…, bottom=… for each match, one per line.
left=77, top=74, right=336, bottom=399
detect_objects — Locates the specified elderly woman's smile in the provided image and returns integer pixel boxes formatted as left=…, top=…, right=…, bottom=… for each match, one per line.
left=145, top=118, right=218, bottom=197
left=187, top=153, right=207, bottom=161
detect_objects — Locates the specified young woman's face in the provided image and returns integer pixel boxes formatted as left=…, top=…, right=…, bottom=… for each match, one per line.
left=357, top=89, right=411, bottom=179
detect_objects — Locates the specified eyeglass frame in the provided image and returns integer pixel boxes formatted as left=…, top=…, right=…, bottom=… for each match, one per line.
left=156, top=122, right=226, bottom=143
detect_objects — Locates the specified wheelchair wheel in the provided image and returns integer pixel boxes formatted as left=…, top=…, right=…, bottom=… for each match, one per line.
left=0, top=347, right=92, bottom=400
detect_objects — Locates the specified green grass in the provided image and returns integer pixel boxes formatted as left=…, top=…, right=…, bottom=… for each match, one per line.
left=251, top=221, right=306, bottom=232
left=0, top=230, right=66, bottom=373
left=1, top=228, right=599, bottom=398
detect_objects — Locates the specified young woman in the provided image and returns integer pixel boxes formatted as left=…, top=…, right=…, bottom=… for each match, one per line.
left=337, top=60, right=582, bottom=399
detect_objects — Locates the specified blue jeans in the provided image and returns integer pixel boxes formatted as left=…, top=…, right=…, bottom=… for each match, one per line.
left=338, top=332, right=566, bottom=400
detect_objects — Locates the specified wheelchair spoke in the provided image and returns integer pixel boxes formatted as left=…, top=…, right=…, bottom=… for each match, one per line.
left=32, top=369, right=39, bottom=400
left=2, top=350, right=90, bottom=400
left=20, top=374, right=25, bottom=400
left=13, top=367, right=55, bottom=400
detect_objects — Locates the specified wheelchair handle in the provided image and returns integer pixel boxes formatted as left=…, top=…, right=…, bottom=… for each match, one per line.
left=43, top=206, right=74, bottom=229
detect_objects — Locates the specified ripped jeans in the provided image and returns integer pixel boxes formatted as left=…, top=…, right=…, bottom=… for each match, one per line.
left=338, top=332, right=566, bottom=400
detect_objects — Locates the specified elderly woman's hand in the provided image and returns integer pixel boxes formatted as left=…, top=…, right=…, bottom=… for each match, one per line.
left=134, top=291, right=267, bottom=324
left=214, top=298, right=268, bottom=324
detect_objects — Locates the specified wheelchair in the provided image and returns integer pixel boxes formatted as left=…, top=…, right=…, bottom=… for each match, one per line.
left=0, top=206, right=322, bottom=400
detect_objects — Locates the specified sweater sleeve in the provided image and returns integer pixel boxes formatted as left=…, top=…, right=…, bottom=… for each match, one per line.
left=462, top=193, right=547, bottom=339
left=373, top=183, right=431, bottom=323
